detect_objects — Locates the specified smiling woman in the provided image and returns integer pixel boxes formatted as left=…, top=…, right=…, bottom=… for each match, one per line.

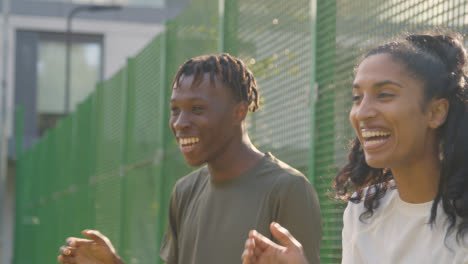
left=242, top=32, right=468, bottom=264
left=337, top=32, right=468, bottom=221
left=335, top=32, right=468, bottom=263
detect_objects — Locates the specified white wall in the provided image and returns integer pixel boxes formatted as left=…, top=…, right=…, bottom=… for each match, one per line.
left=10, top=14, right=165, bottom=78
left=0, top=14, right=164, bottom=264
left=1, top=14, right=164, bottom=136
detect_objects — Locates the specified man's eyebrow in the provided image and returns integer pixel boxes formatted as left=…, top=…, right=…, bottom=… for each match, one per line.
left=352, top=80, right=403, bottom=89
left=170, top=97, right=209, bottom=103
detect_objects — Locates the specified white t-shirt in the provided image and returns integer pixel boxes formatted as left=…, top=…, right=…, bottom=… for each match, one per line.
left=342, top=186, right=468, bottom=264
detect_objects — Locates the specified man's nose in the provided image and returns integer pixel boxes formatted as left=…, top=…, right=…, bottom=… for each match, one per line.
left=173, top=111, right=191, bottom=130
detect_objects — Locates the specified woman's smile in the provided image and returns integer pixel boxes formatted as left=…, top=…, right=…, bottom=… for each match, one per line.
left=360, top=128, right=392, bottom=150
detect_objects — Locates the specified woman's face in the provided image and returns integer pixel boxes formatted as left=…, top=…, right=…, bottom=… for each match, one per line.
left=350, top=53, right=436, bottom=169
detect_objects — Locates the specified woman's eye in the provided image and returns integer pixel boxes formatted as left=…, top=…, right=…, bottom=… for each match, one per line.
left=378, top=93, right=394, bottom=98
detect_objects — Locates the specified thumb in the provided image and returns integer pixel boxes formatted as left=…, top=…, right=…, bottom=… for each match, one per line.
left=81, top=229, right=109, bottom=245
left=270, top=222, right=302, bottom=250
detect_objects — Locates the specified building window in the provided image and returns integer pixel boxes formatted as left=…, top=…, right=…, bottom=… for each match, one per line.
left=36, top=33, right=102, bottom=135
left=15, top=30, right=103, bottom=142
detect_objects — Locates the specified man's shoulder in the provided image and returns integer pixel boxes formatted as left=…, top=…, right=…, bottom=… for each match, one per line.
left=174, top=166, right=209, bottom=194
left=260, top=152, right=310, bottom=184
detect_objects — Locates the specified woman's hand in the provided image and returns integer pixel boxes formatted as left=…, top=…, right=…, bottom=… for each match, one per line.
left=241, top=222, right=309, bottom=264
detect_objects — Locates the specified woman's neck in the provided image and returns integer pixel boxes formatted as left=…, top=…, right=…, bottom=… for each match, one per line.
left=391, top=154, right=441, bottom=204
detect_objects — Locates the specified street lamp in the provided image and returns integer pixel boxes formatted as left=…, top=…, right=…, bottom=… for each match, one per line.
left=64, top=4, right=122, bottom=114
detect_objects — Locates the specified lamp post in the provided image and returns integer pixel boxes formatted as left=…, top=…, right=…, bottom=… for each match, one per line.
left=0, top=1, right=10, bottom=263
left=65, top=4, right=122, bottom=114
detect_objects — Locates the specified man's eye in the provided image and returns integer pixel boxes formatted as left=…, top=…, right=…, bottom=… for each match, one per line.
left=192, top=106, right=204, bottom=112
left=352, top=95, right=361, bottom=102
left=170, top=107, right=180, bottom=114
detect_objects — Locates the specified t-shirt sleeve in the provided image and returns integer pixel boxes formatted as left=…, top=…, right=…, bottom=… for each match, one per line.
left=275, top=176, right=322, bottom=264
left=159, top=187, right=179, bottom=264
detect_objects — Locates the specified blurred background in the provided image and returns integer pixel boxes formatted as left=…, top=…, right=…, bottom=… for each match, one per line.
left=0, top=0, right=467, bottom=263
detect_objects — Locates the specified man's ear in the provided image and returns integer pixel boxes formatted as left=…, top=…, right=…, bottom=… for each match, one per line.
left=428, top=98, right=449, bottom=129
left=232, top=101, right=249, bottom=124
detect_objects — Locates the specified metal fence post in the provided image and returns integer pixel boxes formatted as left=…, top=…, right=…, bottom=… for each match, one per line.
left=156, top=29, right=168, bottom=264
left=219, top=0, right=238, bottom=55
left=309, top=0, right=318, bottom=185
left=119, top=58, right=134, bottom=259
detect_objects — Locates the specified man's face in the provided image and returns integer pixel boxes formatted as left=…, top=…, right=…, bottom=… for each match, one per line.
left=169, top=73, right=238, bottom=166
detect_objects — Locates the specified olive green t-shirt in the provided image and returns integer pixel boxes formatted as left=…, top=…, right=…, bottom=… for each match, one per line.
left=159, top=153, right=322, bottom=264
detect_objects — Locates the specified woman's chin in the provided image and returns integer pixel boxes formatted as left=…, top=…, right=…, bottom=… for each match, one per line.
left=365, top=156, right=388, bottom=169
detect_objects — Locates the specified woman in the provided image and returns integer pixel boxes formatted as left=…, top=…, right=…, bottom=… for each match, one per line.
left=242, top=32, right=468, bottom=263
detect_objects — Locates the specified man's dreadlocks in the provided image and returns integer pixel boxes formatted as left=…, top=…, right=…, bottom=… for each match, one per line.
left=172, top=53, right=259, bottom=112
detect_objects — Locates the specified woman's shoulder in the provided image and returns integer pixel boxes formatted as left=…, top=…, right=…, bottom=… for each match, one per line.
left=344, top=181, right=398, bottom=223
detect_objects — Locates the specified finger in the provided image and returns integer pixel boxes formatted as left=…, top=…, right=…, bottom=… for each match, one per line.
left=244, top=238, right=255, bottom=251
left=242, top=238, right=255, bottom=263
left=253, top=245, right=263, bottom=258
left=82, top=229, right=108, bottom=245
left=241, top=249, right=248, bottom=262
left=241, top=249, right=255, bottom=264
left=60, top=246, right=76, bottom=256
left=58, top=254, right=76, bottom=264
left=249, top=229, right=281, bottom=251
left=247, top=237, right=262, bottom=257
left=270, top=222, right=302, bottom=249
left=66, top=237, right=93, bottom=247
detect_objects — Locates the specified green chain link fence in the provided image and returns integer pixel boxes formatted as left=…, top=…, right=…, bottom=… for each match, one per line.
left=13, top=0, right=468, bottom=263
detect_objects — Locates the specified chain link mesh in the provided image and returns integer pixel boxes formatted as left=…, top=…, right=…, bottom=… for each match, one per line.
left=13, top=0, right=468, bottom=263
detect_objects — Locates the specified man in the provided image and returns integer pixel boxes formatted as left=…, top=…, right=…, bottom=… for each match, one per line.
left=58, top=53, right=322, bottom=264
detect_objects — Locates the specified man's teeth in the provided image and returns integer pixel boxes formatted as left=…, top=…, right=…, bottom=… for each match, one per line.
left=361, top=131, right=390, bottom=138
left=180, top=137, right=200, bottom=145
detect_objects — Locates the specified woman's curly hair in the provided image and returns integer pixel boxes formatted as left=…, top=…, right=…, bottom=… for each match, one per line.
left=334, top=32, right=468, bottom=243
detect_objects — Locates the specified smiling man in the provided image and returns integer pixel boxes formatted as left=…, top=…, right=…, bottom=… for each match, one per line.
left=58, top=53, right=322, bottom=264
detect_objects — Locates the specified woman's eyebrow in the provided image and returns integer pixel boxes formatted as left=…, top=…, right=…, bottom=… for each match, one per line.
left=352, top=80, right=403, bottom=89
left=374, top=80, right=403, bottom=88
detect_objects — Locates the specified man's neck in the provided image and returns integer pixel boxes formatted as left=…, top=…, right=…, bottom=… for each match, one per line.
left=207, top=135, right=264, bottom=181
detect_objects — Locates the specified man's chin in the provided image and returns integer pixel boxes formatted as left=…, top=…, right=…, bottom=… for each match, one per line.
left=183, top=157, right=205, bottom=167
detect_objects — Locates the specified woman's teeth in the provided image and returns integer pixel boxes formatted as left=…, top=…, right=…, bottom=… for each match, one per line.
left=361, top=131, right=391, bottom=138
left=364, top=139, right=386, bottom=147
left=361, top=130, right=391, bottom=147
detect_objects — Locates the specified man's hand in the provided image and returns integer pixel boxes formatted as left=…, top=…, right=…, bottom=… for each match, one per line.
left=58, top=229, right=124, bottom=264
left=241, top=222, right=309, bottom=264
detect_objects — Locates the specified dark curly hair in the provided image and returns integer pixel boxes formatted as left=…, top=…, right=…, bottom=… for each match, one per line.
left=172, top=53, right=259, bottom=112
left=334, top=32, right=468, bottom=243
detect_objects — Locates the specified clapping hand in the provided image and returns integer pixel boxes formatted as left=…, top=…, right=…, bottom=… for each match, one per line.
left=58, top=229, right=124, bottom=264
left=241, top=222, right=309, bottom=264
